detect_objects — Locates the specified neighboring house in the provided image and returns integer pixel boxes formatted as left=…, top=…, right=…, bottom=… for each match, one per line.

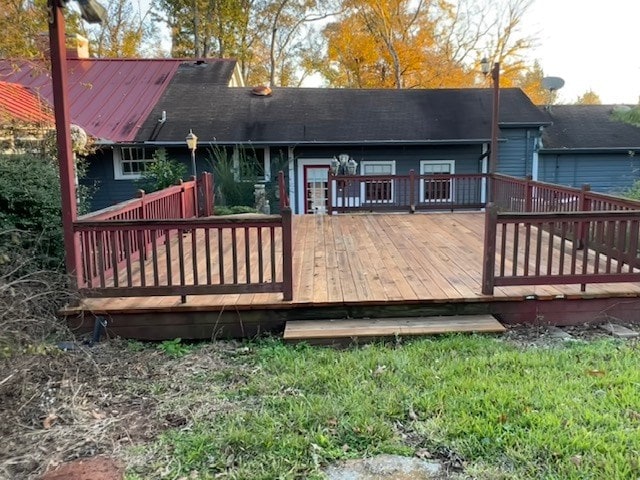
left=0, top=56, right=244, bottom=209
left=0, top=80, right=53, bottom=154
left=538, top=105, right=640, bottom=194
left=135, top=70, right=549, bottom=214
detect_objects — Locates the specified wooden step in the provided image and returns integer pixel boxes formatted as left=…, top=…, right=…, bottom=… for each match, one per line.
left=283, top=315, right=505, bottom=343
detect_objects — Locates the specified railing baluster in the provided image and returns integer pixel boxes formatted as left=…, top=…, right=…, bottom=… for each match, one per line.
left=231, top=228, right=238, bottom=284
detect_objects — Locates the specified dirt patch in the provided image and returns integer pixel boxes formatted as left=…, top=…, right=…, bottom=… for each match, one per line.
left=0, top=338, right=247, bottom=479
left=40, top=456, right=123, bottom=480
left=501, top=322, right=640, bottom=348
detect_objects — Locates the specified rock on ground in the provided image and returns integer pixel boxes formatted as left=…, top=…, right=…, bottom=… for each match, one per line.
left=323, top=454, right=443, bottom=480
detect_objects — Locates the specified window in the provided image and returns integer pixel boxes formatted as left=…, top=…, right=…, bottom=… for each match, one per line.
left=114, top=146, right=155, bottom=180
left=420, top=160, right=454, bottom=202
left=361, top=161, right=395, bottom=203
left=234, top=147, right=270, bottom=181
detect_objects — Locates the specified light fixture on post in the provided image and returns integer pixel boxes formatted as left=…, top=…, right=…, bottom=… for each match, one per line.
left=185, top=129, right=198, bottom=176
left=48, top=0, right=105, bottom=281
left=481, top=57, right=500, bottom=201
left=330, top=154, right=358, bottom=175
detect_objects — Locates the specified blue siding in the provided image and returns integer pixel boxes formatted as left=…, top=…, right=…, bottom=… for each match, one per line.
left=294, top=145, right=485, bottom=213
left=296, top=144, right=484, bottom=174
left=82, top=146, right=197, bottom=212
left=497, top=128, right=537, bottom=177
left=538, top=153, right=640, bottom=195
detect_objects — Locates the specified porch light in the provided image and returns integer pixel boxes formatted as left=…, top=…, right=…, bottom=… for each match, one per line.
left=74, top=0, right=107, bottom=24
left=480, top=57, right=491, bottom=76
left=186, top=129, right=198, bottom=176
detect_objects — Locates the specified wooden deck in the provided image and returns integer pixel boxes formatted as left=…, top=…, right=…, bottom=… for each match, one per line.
left=65, top=213, right=640, bottom=338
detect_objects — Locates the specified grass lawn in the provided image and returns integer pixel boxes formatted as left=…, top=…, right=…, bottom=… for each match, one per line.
left=126, top=335, right=640, bottom=479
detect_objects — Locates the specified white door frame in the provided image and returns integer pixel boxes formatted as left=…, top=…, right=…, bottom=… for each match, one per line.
left=296, top=158, right=333, bottom=214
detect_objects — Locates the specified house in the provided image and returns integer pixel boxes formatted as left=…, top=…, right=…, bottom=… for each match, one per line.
left=537, top=105, right=640, bottom=195
left=0, top=55, right=244, bottom=209
left=134, top=66, right=549, bottom=214
left=0, top=80, right=53, bottom=153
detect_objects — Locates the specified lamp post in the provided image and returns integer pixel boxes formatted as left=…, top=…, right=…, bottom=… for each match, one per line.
left=48, top=0, right=105, bottom=280
left=481, top=57, right=500, bottom=202
left=186, top=129, right=198, bottom=176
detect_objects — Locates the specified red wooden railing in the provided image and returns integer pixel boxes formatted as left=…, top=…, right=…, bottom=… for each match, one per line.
left=278, top=170, right=290, bottom=210
left=483, top=176, right=640, bottom=294
left=492, top=174, right=640, bottom=213
left=74, top=215, right=292, bottom=300
left=482, top=207, right=640, bottom=294
left=328, top=171, right=487, bottom=214
left=73, top=171, right=293, bottom=301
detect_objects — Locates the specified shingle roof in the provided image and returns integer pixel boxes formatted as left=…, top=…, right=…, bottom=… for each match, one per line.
left=0, top=58, right=238, bottom=143
left=0, top=81, right=53, bottom=124
left=541, top=105, right=640, bottom=151
left=137, top=82, right=549, bottom=144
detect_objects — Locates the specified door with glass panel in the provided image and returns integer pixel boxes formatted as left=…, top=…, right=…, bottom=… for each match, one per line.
left=304, top=165, right=330, bottom=214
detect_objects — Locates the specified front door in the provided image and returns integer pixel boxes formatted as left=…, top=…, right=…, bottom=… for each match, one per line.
left=304, top=165, right=330, bottom=214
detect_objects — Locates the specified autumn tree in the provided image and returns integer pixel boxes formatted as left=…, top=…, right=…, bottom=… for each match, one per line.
left=0, top=0, right=81, bottom=58
left=575, top=90, right=602, bottom=105
left=322, top=0, right=536, bottom=90
left=80, top=0, right=159, bottom=57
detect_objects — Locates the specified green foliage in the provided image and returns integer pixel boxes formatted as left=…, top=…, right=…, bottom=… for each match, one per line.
left=214, top=205, right=258, bottom=216
left=134, top=336, right=640, bottom=479
left=207, top=146, right=258, bottom=207
left=612, top=106, right=640, bottom=128
left=137, top=148, right=187, bottom=193
left=157, top=338, right=193, bottom=358
left=207, top=146, right=290, bottom=213
left=623, top=179, right=640, bottom=200
left=0, top=154, right=64, bottom=267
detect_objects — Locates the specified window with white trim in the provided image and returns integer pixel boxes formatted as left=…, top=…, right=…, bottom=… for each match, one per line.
left=234, top=147, right=270, bottom=181
left=113, top=146, right=155, bottom=180
left=361, top=161, right=395, bottom=203
left=420, top=160, right=454, bottom=202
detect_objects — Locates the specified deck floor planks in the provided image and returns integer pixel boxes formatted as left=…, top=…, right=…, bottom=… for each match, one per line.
left=76, top=212, right=640, bottom=314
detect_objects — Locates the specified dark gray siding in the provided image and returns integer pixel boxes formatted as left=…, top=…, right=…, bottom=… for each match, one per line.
left=538, top=153, right=640, bottom=194
left=497, top=128, right=538, bottom=177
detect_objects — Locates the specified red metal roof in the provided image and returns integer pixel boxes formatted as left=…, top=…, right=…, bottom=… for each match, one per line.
left=0, top=81, right=53, bottom=124
left=0, top=59, right=183, bottom=142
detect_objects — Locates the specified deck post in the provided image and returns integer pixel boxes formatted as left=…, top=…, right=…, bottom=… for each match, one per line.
left=482, top=203, right=498, bottom=295
left=578, top=184, right=592, bottom=249
left=327, top=172, right=333, bottom=215
left=281, top=207, right=294, bottom=301
left=409, top=169, right=416, bottom=213
left=49, top=3, right=81, bottom=287
left=178, top=180, right=186, bottom=219
left=191, top=175, right=199, bottom=217
left=524, top=175, right=533, bottom=212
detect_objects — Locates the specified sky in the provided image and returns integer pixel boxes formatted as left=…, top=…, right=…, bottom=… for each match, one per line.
left=147, top=0, right=639, bottom=104
left=523, top=0, right=640, bottom=104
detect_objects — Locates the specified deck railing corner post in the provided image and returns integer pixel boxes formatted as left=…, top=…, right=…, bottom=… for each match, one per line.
left=525, top=175, right=533, bottom=212
left=482, top=203, right=498, bottom=295
left=281, top=207, right=294, bottom=301
left=409, top=169, right=416, bottom=213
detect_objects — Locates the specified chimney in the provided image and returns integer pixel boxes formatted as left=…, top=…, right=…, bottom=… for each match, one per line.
left=66, top=34, right=90, bottom=59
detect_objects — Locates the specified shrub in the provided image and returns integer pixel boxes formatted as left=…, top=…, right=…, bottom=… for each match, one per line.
left=0, top=154, right=64, bottom=267
left=214, top=205, right=258, bottom=216
left=137, top=148, right=187, bottom=193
